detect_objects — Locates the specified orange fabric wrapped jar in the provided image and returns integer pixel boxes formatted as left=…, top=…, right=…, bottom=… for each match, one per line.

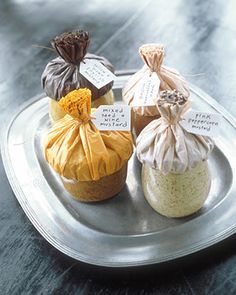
left=44, top=89, right=133, bottom=201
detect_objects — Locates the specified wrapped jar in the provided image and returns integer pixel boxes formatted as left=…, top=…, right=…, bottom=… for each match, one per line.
left=123, top=44, right=190, bottom=140
left=44, top=89, right=133, bottom=202
left=41, top=30, right=115, bottom=123
left=136, top=90, right=214, bottom=218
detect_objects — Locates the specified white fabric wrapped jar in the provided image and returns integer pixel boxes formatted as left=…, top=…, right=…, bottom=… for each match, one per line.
left=136, top=90, right=214, bottom=218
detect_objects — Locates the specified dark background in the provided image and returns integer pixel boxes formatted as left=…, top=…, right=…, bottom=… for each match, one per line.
left=1, top=0, right=236, bottom=294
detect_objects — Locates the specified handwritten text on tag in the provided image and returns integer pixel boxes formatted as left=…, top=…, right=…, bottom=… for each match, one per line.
left=180, top=110, right=222, bottom=136
left=80, top=60, right=116, bottom=90
left=92, top=105, right=131, bottom=131
left=133, top=72, right=160, bottom=106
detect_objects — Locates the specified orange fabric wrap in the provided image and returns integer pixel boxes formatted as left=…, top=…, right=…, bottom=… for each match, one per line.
left=44, top=89, right=133, bottom=181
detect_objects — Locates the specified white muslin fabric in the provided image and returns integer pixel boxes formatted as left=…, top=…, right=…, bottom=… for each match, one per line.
left=136, top=93, right=214, bottom=174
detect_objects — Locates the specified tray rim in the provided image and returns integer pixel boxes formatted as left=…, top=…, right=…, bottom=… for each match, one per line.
left=1, top=70, right=236, bottom=267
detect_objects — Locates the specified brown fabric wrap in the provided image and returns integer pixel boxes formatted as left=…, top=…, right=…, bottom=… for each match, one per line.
left=41, top=30, right=114, bottom=101
left=52, top=30, right=90, bottom=64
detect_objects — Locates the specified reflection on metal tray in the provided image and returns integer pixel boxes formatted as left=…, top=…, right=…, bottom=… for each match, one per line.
left=2, top=72, right=236, bottom=267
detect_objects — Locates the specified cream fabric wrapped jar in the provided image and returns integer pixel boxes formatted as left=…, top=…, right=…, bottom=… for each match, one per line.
left=122, top=44, right=190, bottom=140
left=136, top=90, right=214, bottom=218
left=41, top=30, right=115, bottom=123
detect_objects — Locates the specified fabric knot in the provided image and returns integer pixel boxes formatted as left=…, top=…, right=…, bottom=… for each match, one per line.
left=59, top=88, right=92, bottom=122
left=139, top=44, right=164, bottom=73
left=157, top=90, right=189, bottom=125
left=52, top=30, right=90, bottom=64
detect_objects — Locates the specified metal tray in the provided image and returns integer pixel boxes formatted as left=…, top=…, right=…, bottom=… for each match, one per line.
left=2, top=72, right=236, bottom=267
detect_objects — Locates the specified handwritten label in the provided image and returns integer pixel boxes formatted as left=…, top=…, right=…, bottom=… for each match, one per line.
left=132, top=72, right=160, bottom=106
left=92, top=105, right=131, bottom=131
left=80, top=60, right=116, bottom=89
left=180, top=110, right=222, bottom=136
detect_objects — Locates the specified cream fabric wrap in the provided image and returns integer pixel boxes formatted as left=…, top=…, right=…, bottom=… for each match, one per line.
left=136, top=99, right=214, bottom=174
left=122, top=44, right=190, bottom=116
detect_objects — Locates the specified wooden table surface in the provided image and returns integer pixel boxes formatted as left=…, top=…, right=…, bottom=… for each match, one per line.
left=1, top=0, right=236, bottom=294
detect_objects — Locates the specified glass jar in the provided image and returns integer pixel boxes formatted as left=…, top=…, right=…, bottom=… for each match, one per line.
left=131, top=106, right=160, bottom=141
left=142, top=160, right=211, bottom=218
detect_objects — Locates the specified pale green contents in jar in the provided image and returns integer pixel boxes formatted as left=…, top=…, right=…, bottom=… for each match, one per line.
left=142, top=161, right=211, bottom=218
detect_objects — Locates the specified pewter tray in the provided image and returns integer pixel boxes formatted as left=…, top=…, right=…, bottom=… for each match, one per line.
left=2, top=72, right=236, bottom=267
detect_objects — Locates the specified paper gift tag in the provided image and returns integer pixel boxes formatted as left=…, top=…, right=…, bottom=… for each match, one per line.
left=132, top=72, right=160, bottom=106
left=80, top=60, right=116, bottom=90
left=92, top=105, right=131, bottom=131
left=180, top=110, right=222, bottom=136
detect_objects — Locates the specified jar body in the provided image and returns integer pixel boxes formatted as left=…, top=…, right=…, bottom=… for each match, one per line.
left=142, top=161, right=211, bottom=218
left=132, top=112, right=159, bottom=141
left=49, top=89, right=114, bottom=123
left=131, top=106, right=160, bottom=142
left=61, top=163, right=127, bottom=202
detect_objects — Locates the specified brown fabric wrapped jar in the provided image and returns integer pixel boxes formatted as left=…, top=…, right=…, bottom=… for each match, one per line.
left=41, top=30, right=115, bottom=122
